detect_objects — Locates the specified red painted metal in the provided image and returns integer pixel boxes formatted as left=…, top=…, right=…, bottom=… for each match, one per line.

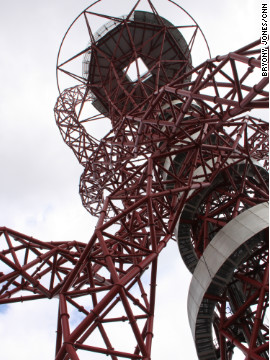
left=213, top=241, right=269, bottom=360
left=0, top=1, right=268, bottom=359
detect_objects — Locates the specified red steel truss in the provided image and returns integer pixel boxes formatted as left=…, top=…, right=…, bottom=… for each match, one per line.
left=0, top=1, right=268, bottom=359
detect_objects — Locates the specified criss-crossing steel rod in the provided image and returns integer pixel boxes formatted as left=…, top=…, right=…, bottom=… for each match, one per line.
left=0, top=1, right=268, bottom=359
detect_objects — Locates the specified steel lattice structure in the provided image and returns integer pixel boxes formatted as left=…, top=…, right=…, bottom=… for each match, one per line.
left=0, top=1, right=269, bottom=359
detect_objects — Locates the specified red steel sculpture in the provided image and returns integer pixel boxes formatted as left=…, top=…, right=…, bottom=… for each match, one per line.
left=0, top=1, right=269, bottom=359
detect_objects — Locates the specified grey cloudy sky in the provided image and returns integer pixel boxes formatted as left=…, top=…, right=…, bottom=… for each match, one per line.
left=0, top=0, right=264, bottom=359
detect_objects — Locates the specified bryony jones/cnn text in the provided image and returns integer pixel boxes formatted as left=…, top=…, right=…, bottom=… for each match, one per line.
left=261, top=2, right=268, bottom=77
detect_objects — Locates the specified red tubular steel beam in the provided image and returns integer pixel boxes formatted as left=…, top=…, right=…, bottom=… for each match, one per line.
left=74, top=343, right=143, bottom=359
left=0, top=2, right=268, bottom=360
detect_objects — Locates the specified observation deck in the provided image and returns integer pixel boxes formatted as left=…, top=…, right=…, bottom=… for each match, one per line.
left=83, top=10, right=192, bottom=118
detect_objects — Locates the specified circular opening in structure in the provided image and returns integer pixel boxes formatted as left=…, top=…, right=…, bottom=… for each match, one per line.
left=57, top=0, right=210, bottom=98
